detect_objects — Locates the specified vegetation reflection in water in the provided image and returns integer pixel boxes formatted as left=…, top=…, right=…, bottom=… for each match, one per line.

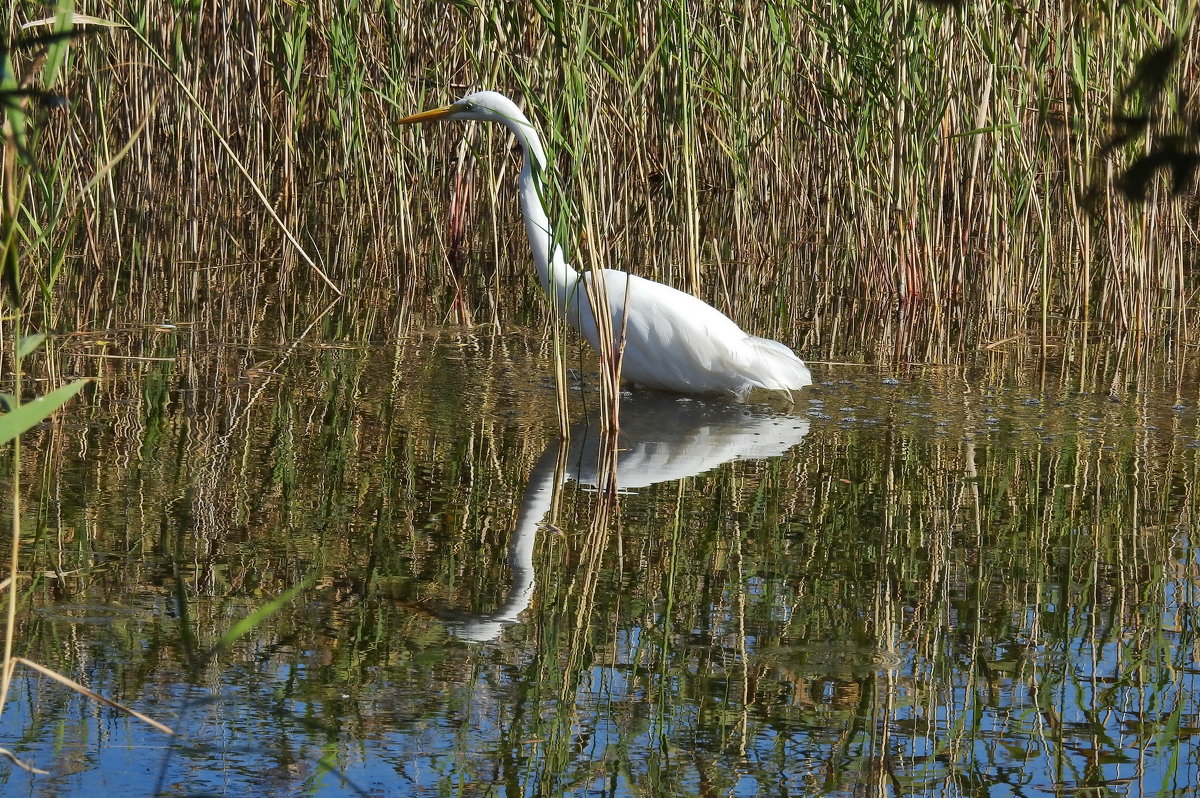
left=0, top=332, right=1197, bottom=796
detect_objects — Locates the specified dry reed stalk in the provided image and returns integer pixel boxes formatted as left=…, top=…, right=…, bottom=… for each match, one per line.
left=557, top=427, right=621, bottom=705
left=7, top=1, right=1197, bottom=391
left=578, top=185, right=623, bottom=432
left=12, top=657, right=175, bottom=735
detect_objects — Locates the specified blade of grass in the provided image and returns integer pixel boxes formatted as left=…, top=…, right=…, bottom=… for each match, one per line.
left=0, top=378, right=88, bottom=445
left=205, top=576, right=315, bottom=662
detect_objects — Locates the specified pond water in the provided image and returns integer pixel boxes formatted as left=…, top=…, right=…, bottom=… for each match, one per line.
left=0, top=329, right=1197, bottom=797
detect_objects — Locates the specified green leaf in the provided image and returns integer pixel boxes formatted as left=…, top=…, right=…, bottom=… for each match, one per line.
left=207, top=576, right=315, bottom=660
left=0, top=379, right=88, bottom=445
left=41, top=6, right=74, bottom=87
left=16, top=332, right=46, bottom=359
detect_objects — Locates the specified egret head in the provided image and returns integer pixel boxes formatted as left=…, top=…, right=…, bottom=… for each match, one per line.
left=399, top=90, right=526, bottom=127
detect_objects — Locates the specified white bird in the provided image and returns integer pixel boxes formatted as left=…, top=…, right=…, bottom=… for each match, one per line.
left=399, top=90, right=812, bottom=398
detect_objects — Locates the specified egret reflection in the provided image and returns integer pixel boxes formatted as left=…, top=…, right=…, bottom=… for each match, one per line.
left=450, top=394, right=810, bottom=642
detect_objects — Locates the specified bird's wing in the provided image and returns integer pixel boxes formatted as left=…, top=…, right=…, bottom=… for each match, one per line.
left=576, top=270, right=808, bottom=395
left=585, top=271, right=757, bottom=393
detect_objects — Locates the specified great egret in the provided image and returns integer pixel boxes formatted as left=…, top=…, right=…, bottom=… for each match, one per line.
left=400, top=90, right=812, bottom=398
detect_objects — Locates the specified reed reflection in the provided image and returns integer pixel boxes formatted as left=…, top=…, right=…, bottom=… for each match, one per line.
left=451, top=394, right=810, bottom=642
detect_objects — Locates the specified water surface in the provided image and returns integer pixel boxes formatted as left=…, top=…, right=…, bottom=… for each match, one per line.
left=1, top=331, right=1197, bottom=796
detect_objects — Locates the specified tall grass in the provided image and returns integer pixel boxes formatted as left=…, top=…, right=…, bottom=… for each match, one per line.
left=1, top=0, right=1191, bottom=398
left=0, top=12, right=169, bottom=772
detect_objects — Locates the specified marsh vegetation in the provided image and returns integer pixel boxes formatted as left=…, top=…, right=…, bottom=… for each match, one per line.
left=1, top=1, right=1198, bottom=794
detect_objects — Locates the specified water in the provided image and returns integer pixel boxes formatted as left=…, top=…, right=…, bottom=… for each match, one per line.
left=0, top=330, right=1197, bottom=796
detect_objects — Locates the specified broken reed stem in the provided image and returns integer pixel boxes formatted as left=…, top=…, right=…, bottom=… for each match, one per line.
left=14, top=657, right=176, bottom=736
left=0, top=745, right=49, bottom=775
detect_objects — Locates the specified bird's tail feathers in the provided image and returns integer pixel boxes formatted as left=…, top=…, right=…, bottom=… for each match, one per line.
left=747, top=336, right=813, bottom=391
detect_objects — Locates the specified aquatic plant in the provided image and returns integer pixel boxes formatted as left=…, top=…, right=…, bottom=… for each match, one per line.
left=3, top=0, right=1192, bottom=393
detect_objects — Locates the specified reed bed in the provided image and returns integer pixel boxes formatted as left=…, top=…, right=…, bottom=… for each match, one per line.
left=2, top=1, right=1195, bottom=388
left=3, top=2, right=1200, bottom=789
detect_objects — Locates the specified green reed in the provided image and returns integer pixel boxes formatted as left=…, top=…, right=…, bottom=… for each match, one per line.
left=0, top=12, right=162, bottom=769
left=3, top=0, right=1191, bottom=402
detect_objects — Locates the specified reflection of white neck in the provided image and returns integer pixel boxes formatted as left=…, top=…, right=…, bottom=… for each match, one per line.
left=492, top=111, right=580, bottom=320
left=452, top=444, right=560, bottom=643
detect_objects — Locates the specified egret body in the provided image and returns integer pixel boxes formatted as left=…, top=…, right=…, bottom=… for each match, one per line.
left=400, top=90, right=812, bottom=398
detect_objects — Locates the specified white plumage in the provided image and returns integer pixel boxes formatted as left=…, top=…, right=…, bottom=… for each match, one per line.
left=400, top=90, right=812, bottom=398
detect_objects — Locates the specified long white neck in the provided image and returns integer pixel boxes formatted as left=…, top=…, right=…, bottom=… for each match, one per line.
left=494, top=112, right=580, bottom=317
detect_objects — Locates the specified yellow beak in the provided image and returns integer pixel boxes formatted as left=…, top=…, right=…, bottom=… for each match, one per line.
left=398, top=104, right=455, bottom=125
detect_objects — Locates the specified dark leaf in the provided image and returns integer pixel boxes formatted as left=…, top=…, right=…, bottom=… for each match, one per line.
left=1169, top=153, right=1200, bottom=195
left=1119, top=152, right=1168, bottom=200
left=1118, top=139, right=1200, bottom=201
left=1118, top=39, right=1179, bottom=108
left=1100, top=115, right=1151, bottom=156
left=13, top=29, right=96, bottom=51
left=39, top=93, right=68, bottom=110
left=1, top=238, right=18, bottom=307
left=1111, top=114, right=1150, bottom=131
left=0, top=87, right=58, bottom=102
